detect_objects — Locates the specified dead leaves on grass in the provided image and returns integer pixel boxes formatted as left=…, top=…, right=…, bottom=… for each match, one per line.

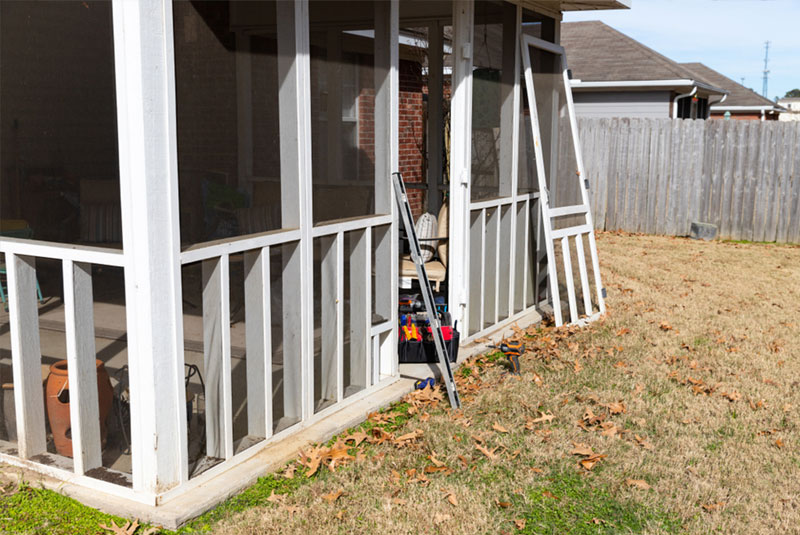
left=625, top=478, right=651, bottom=490
left=570, top=442, right=606, bottom=471
left=99, top=520, right=158, bottom=535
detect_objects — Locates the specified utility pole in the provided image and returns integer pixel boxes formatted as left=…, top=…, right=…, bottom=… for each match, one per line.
left=762, top=41, right=770, bottom=98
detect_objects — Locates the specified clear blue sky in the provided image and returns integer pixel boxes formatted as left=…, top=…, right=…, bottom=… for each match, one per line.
left=564, top=0, right=800, bottom=101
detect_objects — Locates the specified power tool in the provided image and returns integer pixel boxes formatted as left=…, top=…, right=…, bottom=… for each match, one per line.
left=488, top=341, right=525, bottom=375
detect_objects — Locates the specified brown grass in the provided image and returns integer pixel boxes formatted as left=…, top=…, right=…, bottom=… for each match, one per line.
left=211, top=233, right=800, bottom=535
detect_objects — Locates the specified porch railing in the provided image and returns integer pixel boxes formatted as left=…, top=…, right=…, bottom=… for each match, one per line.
left=467, top=192, right=544, bottom=339
left=0, top=237, right=135, bottom=498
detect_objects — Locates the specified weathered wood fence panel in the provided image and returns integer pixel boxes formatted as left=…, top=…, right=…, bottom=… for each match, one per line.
left=577, top=117, right=800, bottom=243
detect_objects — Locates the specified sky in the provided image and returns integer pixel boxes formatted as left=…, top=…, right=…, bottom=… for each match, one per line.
left=564, top=0, right=800, bottom=101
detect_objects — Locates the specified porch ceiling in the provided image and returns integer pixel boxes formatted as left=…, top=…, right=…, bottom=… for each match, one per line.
left=525, top=0, right=631, bottom=13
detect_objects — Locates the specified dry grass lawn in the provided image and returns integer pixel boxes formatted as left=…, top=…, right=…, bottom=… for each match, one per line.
left=205, top=233, right=800, bottom=535
left=5, top=232, right=800, bottom=535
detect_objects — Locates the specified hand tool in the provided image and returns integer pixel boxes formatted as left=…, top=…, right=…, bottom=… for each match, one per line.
left=414, top=377, right=435, bottom=390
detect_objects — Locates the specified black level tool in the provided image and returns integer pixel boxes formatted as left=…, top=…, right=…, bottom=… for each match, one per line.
left=489, top=341, right=525, bottom=375
left=391, top=171, right=461, bottom=409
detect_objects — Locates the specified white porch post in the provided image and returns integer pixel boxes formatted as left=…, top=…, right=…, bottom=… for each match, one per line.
left=276, top=0, right=313, bottom=422
left=112, top=0, right=188, bottom=493
left=448, top=0, right=474, bottom=330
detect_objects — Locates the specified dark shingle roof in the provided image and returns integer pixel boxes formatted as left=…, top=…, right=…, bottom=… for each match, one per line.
left=561, top=21, right=708, bottom=83
left=679, top=62, right=777, bottom=108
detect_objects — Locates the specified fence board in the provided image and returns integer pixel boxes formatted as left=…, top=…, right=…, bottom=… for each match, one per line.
left=577, top=118, right=800, bottom=243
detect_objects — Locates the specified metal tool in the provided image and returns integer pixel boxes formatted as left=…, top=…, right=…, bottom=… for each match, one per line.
left=391, top=171, right=461, bottom=409
left=489, top=341, right=525, bottom=375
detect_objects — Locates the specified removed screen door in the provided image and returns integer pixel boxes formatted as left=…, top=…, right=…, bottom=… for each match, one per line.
left=520, top=34, right=605, bottom=326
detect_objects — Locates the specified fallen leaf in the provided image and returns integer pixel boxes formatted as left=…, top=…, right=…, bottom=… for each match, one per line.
left=434, top=513, right=451, bottom=524
left=532, top=373, right=543, bottom=387
left=775, top=439, right=785, bottom=449
left=605, top=401, right=626, bottom=415
left=616, top=328, right=630, bottom=336
left=283, top=463, right=296, bottom=479
left=492, top=422, right=509, bottom=434
left=721, top=391, right=741, bottom=402
left=579, top=454, right=606, bottom=471
left=571, top=442, right=594, bottom=456
left=335, top=509, right=346, bottom=520
left=514, top=518, right=526, bottom=529
left=496, top=499, right=512, bottom=508
left=634, top=434, right=655, bottom=450
left=267, top=490, right=285, bottom=504
left=541, top=491, right=559, bottom=500
left=476, top=444, right=499, bottom=460
left=392, top=498, right=407, bottom=505
left=702, top=502, right=726, bottom=512
left=588, top=518, right=606, bottom=526
left=428, top=452, right=446, bottom=467
left=99, top=520, right=140, bottom=535
left=284, top=504, right=302, bottom=517
left=446, top=492, right=458, bottom=506
left=625, top=479, right=651, bottom=490
left=344, top=431, right=369, bottom=447
left=322, top=489, right=344, bottom=504
left=659, top=321, right=673, bottom=331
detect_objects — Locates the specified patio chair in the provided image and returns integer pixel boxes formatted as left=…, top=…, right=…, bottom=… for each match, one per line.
left=399, top=201, right=448, bottom=292
left=0, top=220, right=45, bottom=311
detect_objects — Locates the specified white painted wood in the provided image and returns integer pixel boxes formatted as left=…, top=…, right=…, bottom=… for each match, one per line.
left=550, top=224, right=593, bottom=240
left=348, top=230, right=369, bottom=391
left=181, top=229, right=301, bottom=265
left=244, top=248, right=271, bottom=438
left=506, top=4, right=522, bottom=322
left=6, top=254, right=47, bottom=459
left=0, top=238, right=124, bottom=267
left=549, top=205, right=588, bottom=218
left=112, top=0, right=188, bottom=491
left=202, top=257, right=233, bottom=460
left=574, top=235, right=592, bottom=316
left=468, top=197, right=515, bottom=210
left=448, top=0, right=474, bottom=331
left=561, top=237, right=578, bottom=323
left=62, top=260, right=102, bottom=475
left=319, top=236, right=338, bottom=407
left=336, top=233, right=345, bottom=401
left=479, top=209, right=486, bottom=331
left=520, top=36, right=561, bottom=326
left=277, top=0, right=312, bottom=424
left=311, top=215, right=392, bottom=237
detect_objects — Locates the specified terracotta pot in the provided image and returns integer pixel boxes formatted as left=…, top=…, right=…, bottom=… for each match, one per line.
left=45, top=359, right=113, bottom=458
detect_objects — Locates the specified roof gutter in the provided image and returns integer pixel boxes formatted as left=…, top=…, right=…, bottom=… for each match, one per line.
left=571, top=79, right=727, bottom=98
left=672, top=86, right=697, bottom=119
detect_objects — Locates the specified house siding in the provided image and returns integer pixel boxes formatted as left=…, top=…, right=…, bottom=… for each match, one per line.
left=571, top=90, right=671, bottom=119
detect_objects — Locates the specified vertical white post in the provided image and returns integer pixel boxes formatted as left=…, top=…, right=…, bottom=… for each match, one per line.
left=507, top=5, right=522, bottom=320
left=7, top=254, right=46, bottom=459
left=449, top=0, right=474, bottom=331
left=276, top=0, right=312, bottom=422
left=374, top=0, right=399, bottom=378
left=319, top=236, right=338, bottom=406
left=244, top=248, right=271, bottom=438
left=112, top=0, right=188, bottom=492
left=63, top=260, right=102, bottom=475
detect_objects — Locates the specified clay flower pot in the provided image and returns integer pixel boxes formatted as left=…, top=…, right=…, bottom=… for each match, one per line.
left=45, top=359, right=113, bottom=458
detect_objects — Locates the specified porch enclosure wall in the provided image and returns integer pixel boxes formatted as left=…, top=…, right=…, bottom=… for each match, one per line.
left=0, top=0, right=399, bottom=503
left=454, top=2, right=551, bottom=340
left=0, top=0, right=561, bottom=509
left=580, top=118, right=800, bottom=244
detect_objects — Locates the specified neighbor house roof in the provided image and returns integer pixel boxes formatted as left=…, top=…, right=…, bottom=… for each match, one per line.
left=561, top=21, right=726, bottom=95
left=680, top=62, right=784, bottom=113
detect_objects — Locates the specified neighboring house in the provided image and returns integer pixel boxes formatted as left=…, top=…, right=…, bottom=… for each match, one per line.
left=0, top=0, right=628, bottom=528
left=681, top=62, right=783, bottom=121
left=778, top=98, right=800, bottom=121
left=561, top=21, right=727, bottom=119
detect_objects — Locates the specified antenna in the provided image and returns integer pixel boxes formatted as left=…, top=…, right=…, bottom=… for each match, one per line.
left=740, top=77, right=745, bottom=86
left=762, top=41, right=770, bottom=97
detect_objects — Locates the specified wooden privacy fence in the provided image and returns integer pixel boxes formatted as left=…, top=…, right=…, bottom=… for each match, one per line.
left=577, top=118, right=800, bottom=243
